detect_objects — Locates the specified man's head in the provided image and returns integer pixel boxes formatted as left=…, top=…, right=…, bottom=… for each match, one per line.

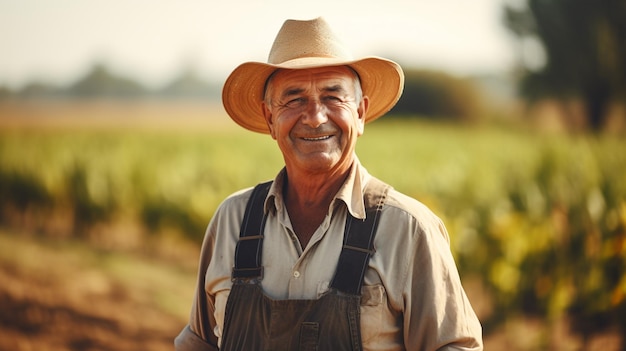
left=262, top=65, right=368, bottom=175
left=221, top=17, right=404, bottom=134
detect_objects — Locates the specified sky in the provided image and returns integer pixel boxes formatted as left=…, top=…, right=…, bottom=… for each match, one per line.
left=0, top=0, right=517, bottom=89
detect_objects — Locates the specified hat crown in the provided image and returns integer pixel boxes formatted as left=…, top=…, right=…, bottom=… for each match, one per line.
left=268, top=17, right=353, bottom=64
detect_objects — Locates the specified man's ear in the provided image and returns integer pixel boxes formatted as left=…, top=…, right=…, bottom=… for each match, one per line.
left=356, top=96, right=369, bottom=136
left=262, top=102, right=277, bottom=139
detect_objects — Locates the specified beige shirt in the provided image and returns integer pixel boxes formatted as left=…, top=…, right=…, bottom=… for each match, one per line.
left=178, top=159, right=483, bottom=351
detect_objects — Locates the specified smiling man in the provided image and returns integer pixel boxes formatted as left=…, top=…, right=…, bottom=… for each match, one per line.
left=175, top=17, right=483, bottom=351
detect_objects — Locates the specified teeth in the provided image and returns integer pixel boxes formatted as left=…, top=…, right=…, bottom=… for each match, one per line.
left=303, top=136, right=331, bottom=141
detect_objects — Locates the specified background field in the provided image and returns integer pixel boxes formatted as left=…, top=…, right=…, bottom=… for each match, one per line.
left=1, top=100, right=625, bottom=350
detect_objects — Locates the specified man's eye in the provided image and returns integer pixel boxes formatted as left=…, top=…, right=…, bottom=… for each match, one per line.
left=285, top=98, right=306, bottom=108
left=323, top=96, right=343, bottom=104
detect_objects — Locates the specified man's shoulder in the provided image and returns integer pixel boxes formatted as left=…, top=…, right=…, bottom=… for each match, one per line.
left=377, top=186, right=451, bottom=246
left=382, top=187, right=445, bottom=229
left=215, top=180, right=276, bottom=215
left=213, top=186, right=256, bottom=217
left=206, top=185, right=261, bottom=237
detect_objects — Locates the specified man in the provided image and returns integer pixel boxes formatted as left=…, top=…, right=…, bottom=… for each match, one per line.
left=175, top=17, right=482, bottom=351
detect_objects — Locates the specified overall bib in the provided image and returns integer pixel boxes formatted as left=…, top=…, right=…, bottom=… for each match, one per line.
left=220, top=179, right=389, bottom=351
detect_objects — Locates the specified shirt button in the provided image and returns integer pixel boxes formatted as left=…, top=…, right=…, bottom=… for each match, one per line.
left=293, top=271, right=301, bottom=278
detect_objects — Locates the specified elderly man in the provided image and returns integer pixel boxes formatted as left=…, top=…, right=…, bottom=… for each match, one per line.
left=175, top=17, right=482, bottom=351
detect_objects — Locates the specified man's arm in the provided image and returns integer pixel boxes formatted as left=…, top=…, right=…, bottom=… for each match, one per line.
left=175, top=224, right=221, bottom=351
left=403, top=218, right=483, bottom=351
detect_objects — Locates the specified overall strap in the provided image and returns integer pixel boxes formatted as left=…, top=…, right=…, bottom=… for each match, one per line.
left=232, top=180, right=272, bottom=281
left=331, top=177, right=390, bottom=295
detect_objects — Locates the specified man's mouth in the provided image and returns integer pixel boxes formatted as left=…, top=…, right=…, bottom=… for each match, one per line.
left=302, top=135, right=332, bottom=141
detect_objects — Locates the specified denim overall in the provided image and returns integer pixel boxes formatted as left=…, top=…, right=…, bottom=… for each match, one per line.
left=220, top=179, right=389, bottom=351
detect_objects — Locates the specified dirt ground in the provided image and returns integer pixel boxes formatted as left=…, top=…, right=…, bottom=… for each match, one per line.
left=0, top=231, right=196, bottom=351
left=0, top=268, right=181, bottom=351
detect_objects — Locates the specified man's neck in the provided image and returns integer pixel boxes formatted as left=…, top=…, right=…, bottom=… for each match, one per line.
left=281, top=161, right=353, bottom=248
left=283, top=162, right=352, bottom=209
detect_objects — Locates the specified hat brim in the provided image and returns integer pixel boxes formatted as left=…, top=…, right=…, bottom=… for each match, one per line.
left=222, top=57, right=404, bottom=134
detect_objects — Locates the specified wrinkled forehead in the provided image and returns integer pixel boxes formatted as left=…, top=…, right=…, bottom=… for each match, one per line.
left=264, top=65, right=359, bottom=97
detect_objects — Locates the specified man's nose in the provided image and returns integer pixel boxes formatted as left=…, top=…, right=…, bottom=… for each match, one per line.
left=301, top=100, right=328, bottom=128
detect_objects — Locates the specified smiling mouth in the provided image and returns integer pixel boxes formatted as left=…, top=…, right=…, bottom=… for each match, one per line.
left=302, top=136, right=332, bottom=141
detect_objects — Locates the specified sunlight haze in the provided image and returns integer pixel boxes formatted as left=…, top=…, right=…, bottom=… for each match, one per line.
left=0, top=0, right=514, bottom=89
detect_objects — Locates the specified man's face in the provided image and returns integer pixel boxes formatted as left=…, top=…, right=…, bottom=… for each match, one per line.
left=262, top=66, right=369, bottom=176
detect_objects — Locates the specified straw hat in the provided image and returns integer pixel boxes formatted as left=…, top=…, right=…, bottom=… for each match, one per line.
left=222, top=17, right=405, bottom=134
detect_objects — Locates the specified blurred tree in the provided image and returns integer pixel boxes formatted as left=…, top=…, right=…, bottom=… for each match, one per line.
left=67, top=62, right=147, bottom=98
left=159, top=65, right=219, bottom=99
left=18, top=81, right=65, bottom=99
left=504, top=0, right=626, bottom=131
left=390, top=69, right=483, bottom=122
left=0, top=85, right=14, bottom=99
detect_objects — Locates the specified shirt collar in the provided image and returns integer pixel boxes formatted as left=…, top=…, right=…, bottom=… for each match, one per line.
left=264, top=157, right=371, bottom=220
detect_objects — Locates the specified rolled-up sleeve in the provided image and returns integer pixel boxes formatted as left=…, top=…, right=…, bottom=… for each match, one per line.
left=404, top=217, right=483, bottom=351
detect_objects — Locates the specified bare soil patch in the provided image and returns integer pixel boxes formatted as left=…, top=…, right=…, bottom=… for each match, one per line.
left=0, top=231, right=197, bottom=351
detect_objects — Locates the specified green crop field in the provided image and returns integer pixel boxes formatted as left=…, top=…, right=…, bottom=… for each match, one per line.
left=1, top=101, right=625, bottom=350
